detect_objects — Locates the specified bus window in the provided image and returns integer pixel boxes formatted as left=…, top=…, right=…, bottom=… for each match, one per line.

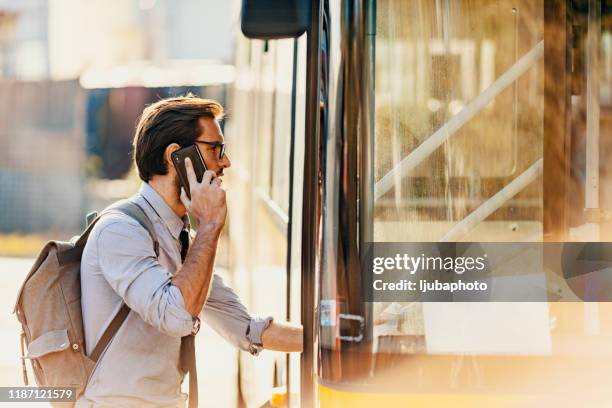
left=227, top=33, right=304, bottom=407
left=254, top=40, right=276, bottom=196
left=270, top=39, right=296, bottom=214
left=372, top=0, right=546, bottom=358
left=374, top=0, right=544, bottom=244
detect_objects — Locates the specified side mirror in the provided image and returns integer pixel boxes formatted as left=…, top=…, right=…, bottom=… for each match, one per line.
left=241, top=0, right=312, bottom=39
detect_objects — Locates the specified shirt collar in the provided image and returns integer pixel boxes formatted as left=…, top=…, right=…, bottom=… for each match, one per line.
left=138, top=182, right=188, bottom=240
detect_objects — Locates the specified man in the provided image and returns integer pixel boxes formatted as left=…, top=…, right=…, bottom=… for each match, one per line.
left=78, top=96, right=302, bottom=407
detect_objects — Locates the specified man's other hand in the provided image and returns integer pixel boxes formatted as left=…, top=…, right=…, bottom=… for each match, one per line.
left=261, top=322, right=303, bottom=353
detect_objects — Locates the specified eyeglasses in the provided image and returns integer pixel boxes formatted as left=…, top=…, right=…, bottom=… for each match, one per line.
left=194, top=141, right=226, bottom=160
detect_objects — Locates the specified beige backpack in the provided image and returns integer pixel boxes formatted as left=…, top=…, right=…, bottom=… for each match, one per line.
left=13, top=199, right=159, bottom=403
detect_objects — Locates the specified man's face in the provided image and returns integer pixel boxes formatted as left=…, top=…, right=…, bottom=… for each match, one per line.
left=193, top=117, right=232, bottom=179
left=168, top=117, right=231, bottom=203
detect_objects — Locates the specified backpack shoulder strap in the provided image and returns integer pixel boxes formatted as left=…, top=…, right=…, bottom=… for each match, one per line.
left=89, top=303, right=130, bottom=362
left=108, top=200, right=160, bottom=257
left=57, top=199, right=159, bottom=265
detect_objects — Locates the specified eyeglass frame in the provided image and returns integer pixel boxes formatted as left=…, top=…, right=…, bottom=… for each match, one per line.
left=193, top=140, right=226, bottom=160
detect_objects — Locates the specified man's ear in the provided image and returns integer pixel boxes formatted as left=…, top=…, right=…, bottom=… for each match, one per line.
left=164, top=143, right=181, bottom=172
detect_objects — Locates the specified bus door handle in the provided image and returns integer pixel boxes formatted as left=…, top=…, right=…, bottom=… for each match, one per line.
left=338, top=313, right=365, bottom=342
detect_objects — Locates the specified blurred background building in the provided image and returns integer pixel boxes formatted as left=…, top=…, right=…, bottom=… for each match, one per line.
left=0, top=0, right=237, bottom=237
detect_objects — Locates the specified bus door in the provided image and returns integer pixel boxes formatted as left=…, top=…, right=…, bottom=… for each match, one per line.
left=317, top=0, right=612, bottom=407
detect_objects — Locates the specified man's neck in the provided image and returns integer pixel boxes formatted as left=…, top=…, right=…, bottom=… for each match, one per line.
left=147, top=177, right=187, bottom=218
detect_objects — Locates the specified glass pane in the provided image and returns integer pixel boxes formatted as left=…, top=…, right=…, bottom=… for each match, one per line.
left=374, top=0, right=543, bottom=243
left=372, top=0, right=546, bottom=361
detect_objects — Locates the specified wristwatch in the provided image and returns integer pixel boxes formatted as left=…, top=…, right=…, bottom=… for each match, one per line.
left=191, top=316, right=201, bottom=335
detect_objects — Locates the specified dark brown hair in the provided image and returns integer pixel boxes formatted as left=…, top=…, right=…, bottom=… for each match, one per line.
left=132, top=96, right=224, bottom=181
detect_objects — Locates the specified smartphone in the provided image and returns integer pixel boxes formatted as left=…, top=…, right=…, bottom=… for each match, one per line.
left=171, top=145, right=208, bottom=200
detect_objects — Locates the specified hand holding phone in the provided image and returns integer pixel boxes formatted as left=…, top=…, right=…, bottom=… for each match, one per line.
left=171, top=145, right=208, bottom=200
left=178, top=156, right=226, bottom=228
left=172, top=144, right=226, bottom=227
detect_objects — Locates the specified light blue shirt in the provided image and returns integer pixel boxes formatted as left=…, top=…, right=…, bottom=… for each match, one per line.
left=77, top=182, right=271, bottom=407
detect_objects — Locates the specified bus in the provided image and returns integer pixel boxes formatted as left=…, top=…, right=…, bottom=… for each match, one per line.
left=226, top=0, right=612, bottom=406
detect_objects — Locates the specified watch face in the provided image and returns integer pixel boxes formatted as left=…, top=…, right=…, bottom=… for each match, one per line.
left=192, top=317, right=201, bottom=335
left=248, top=344, right=263, bottom=356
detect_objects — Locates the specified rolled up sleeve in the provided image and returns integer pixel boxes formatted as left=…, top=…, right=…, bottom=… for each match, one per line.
left=201, top=274, right=272, bottom=355
left=96, top=217, right=194, bottom=338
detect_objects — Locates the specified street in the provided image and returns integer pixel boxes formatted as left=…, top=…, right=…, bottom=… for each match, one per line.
left=0, top=257, right=237, bottom=407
